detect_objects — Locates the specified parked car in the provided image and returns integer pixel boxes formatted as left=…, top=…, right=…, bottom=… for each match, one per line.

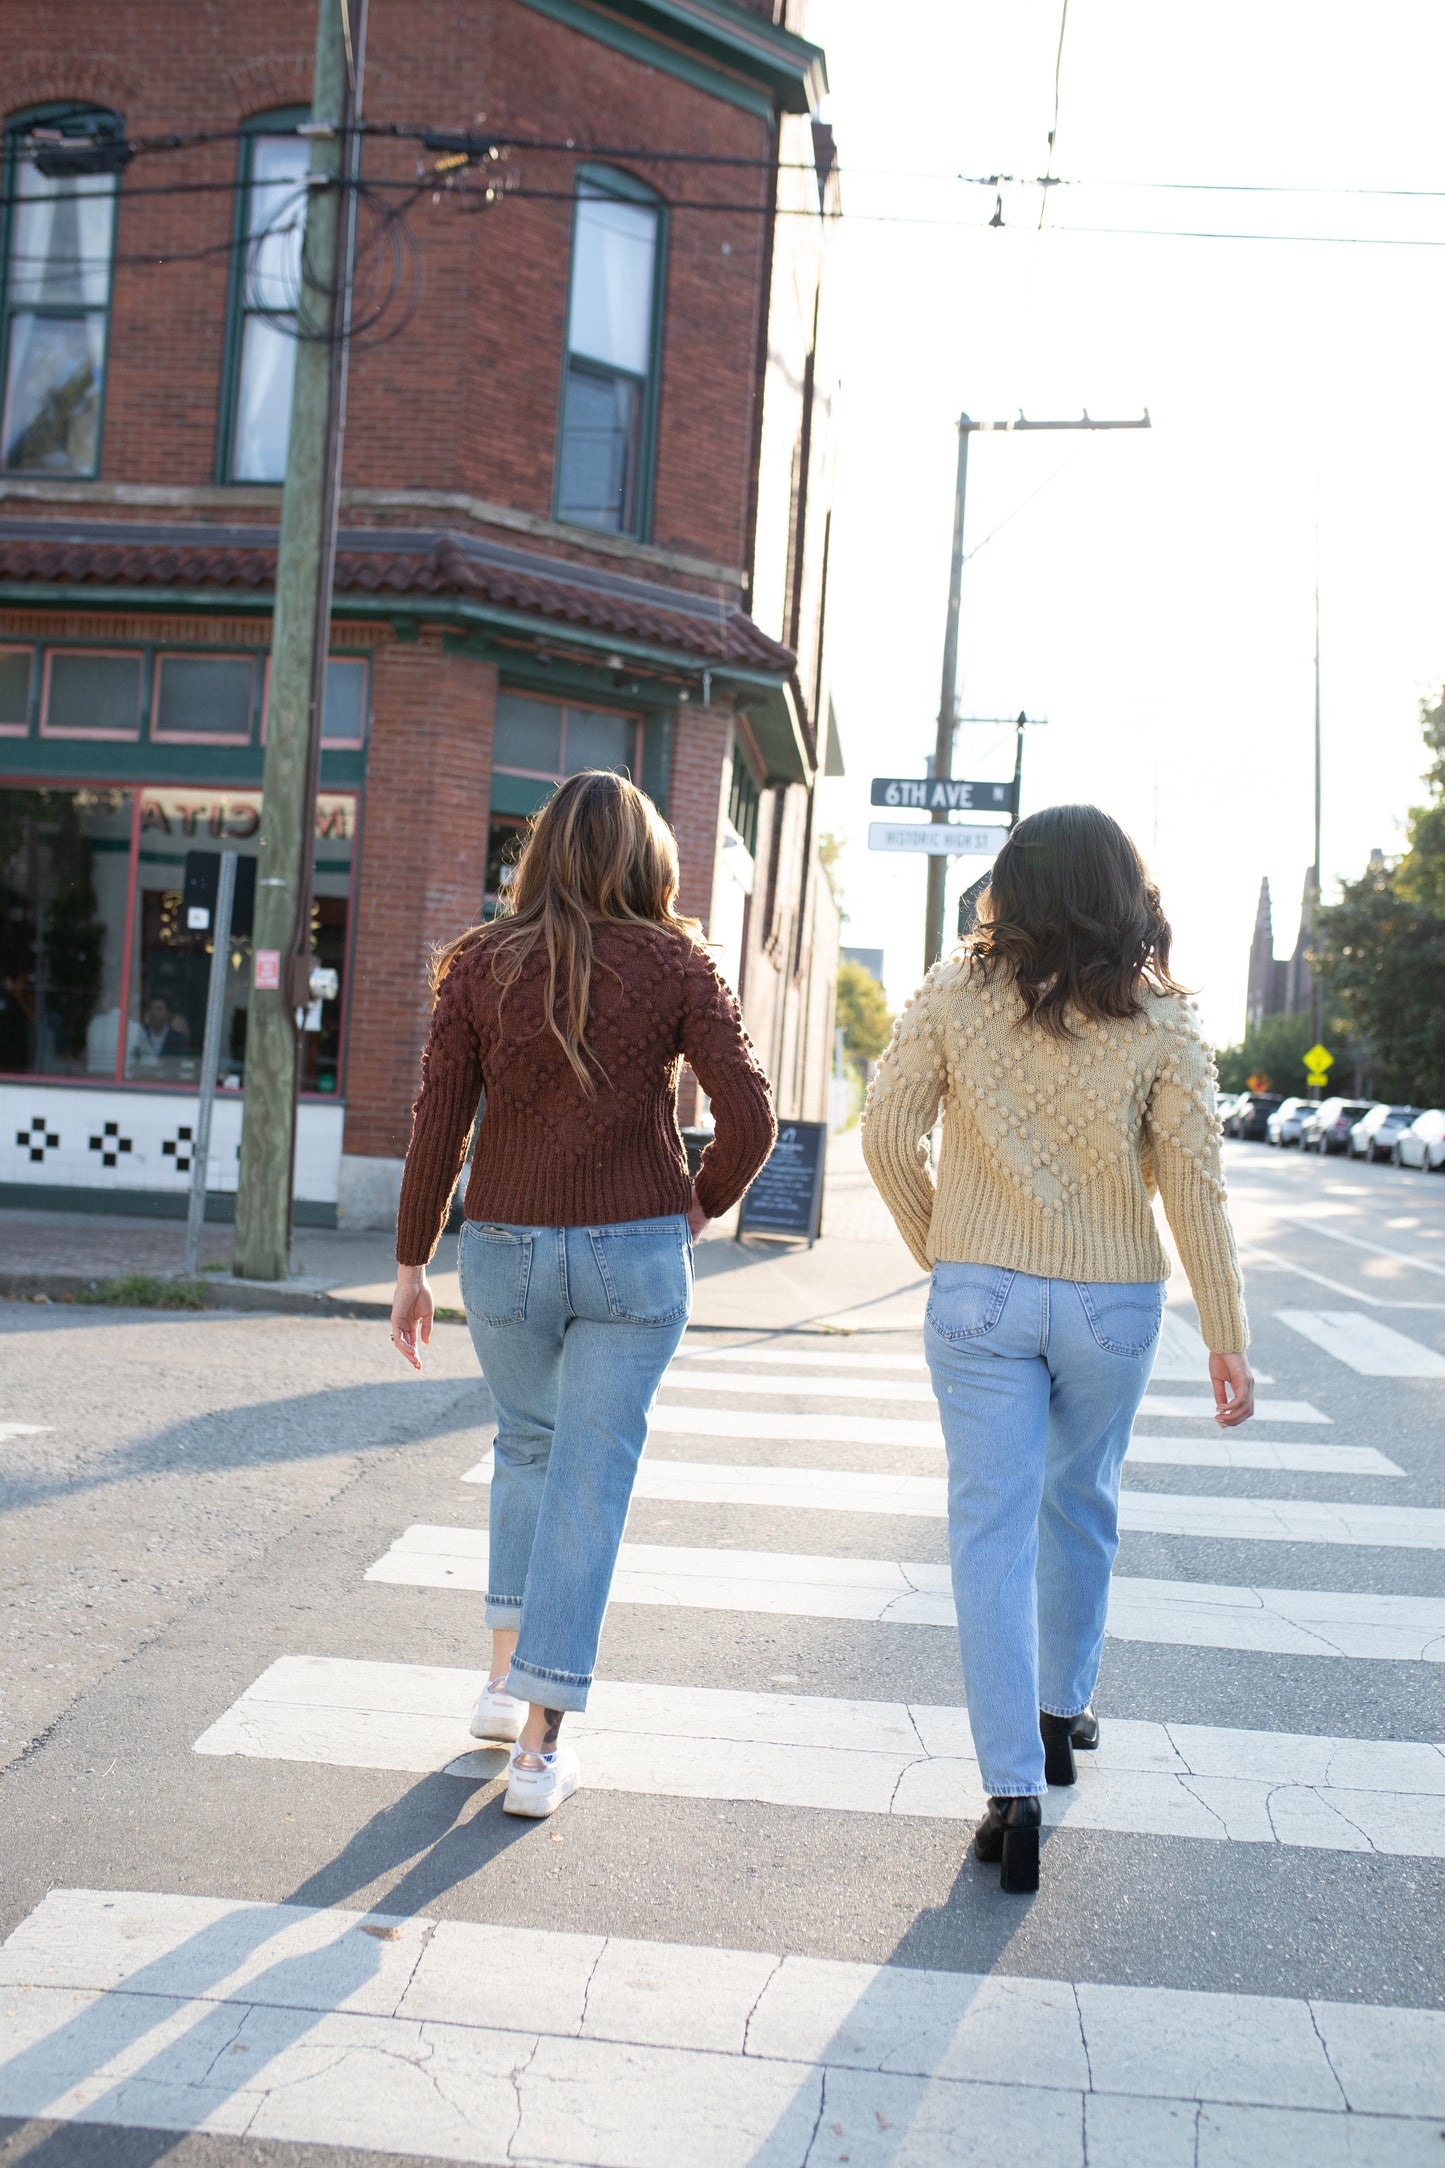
left=1393, top=1109, right=1445, bottom=1171
left=1265, top=1095, right=1310, bottom=1147
left=1216, top=1092, right=1242, bottom=1128
left=1300, top=1098, right=1374, bottom=1154
left=1349, top=1104, right=1421, bottom=1162
left=1227, top=1091, right=1283, bottom=1140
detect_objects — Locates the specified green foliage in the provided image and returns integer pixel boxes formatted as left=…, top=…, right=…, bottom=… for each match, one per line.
left=836, top=958, right=893, bottom=1067
left=1216, top=1012, right=1327, bottom=1097
left=1314, top=690, right=1445, bottom=1106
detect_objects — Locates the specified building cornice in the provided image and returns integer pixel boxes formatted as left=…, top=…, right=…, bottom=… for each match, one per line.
left=0, top=480, right=746, bottom=592
left=513, top=0, right=825, bottom=118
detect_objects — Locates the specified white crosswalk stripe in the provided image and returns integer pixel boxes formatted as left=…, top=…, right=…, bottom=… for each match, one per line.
left=4, top=1890, right=1441, bottom=2166
left=648, top=1396, right=1330, bottom=1447
left=464, top=1453, right=1431, bottom=1535
left=367, top=1528, right=1445, bottom=1661
left=1276, top=1310, right=1445, bottom=1377
left=192, top=1657, right=1445, bottom=1856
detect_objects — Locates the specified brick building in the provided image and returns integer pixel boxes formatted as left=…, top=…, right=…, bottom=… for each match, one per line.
left=0, top=0, right=842, bottom=1227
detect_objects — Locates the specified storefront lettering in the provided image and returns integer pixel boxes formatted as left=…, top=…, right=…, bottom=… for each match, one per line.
left=140, top=799, right=263, bottom=840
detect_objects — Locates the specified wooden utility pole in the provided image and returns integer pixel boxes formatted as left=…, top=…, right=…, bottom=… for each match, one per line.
left=234, top=0, right=367, bottom=1280
left=923, top=410, right=1152, bottom=972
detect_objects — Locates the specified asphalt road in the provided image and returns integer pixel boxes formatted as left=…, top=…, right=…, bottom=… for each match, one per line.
left=1, top=1138, right=1443, bottom=2166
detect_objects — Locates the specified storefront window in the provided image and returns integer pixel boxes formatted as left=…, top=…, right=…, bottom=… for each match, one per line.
left=125, top=789, right=353, bottom=1094
left=0, top=786, right=134, bottom=1076
left=0, top=782, right=353, bottom=1093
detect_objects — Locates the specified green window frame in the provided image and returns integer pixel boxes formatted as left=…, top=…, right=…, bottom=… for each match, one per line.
left=216, top=111, right=309, bottom=484
left=0, top=103, right=123, bottom=478
left=553, top=165, right=667, bottom=542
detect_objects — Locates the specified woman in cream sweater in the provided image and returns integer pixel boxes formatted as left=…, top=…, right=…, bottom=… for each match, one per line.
left=862, top=804, right=1251, bottom=1893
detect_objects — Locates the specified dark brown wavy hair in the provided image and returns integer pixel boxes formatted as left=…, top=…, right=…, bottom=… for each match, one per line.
left=431, top=770, right=701, bottom=1094
left=967, top=803, right=1187, bottom=1036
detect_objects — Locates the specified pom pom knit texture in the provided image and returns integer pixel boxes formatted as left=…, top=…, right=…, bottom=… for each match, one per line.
left=860, top=956, right=1248, bottom=1354
left=395, top=924, right=776, bottom=1266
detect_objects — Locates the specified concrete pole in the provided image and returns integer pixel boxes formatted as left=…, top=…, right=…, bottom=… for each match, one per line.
left=234, top=0, right=366, bottom=1280
left=924, top=418, right=969, bottom=972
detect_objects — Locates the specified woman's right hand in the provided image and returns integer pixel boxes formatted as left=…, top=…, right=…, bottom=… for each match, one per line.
left=1209, top=1351, right=1254, bottom=1427
left=686, top=1183, right=708, bottom=1242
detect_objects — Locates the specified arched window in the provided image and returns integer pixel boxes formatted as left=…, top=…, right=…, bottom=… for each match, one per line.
left=554, top=168, right=666, bottom=539
left=219, top=111, right=309, bottom=482
left=1, top=103, right=124, bottom=476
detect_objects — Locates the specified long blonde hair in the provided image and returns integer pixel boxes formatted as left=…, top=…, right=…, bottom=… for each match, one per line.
left=432, top=769, right=701, bottom=1093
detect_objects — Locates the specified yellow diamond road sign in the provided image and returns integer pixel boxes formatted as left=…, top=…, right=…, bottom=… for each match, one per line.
left=1303, top=1043, right=1333, bottom=1077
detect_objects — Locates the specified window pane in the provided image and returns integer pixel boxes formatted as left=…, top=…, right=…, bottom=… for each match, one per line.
left=124, top=789, right=353, bottom=1094
left=243, top=135, right=308, bottom=312
left=556, top=361, right=641, bottom=532
left=0, top=786, right=132, bottom=1078
left=45, top=652, right=142, bottom=737
left=0, top=650, right=31, bottom=730
left=485, top=815, right=529, bottom=906
left=565, top=706, right=634, bottom=775
left=2, top=310, right=104, bottom=472
left=568, top=188, right=658, bottom=376
left=8, top=159, right=116, bottom=309
left=154, top=655, right=254, bottom=740
left=232, top=311, right=297, bottom=481
left=494, top=694, right=563, bottom=774
left=322, top=657, right=367, bottom=745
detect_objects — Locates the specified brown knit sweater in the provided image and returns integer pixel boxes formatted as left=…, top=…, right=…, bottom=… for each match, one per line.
left=395, top=922, right=777, bottom=1265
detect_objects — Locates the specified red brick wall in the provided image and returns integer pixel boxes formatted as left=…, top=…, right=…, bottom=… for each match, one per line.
left=667, top=704, right=730, bottom=928
left=4, top=0, right=769, bottom=573
left=343, top=637, right=495, bottom=1157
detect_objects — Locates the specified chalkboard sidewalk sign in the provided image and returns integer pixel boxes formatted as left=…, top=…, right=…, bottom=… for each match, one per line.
left=737, top=1119, right=827, bottom=1245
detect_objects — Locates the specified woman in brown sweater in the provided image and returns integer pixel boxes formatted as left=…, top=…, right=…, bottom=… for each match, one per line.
left=390, top=770, right=776, bottom=1818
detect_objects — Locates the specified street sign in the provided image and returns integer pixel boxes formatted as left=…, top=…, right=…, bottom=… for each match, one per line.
left=871, top=776, right=1014, bottom=815
left=1303, top=1042, right=1334, bottom=1084
left=868, top=822, right=1006, bottom=857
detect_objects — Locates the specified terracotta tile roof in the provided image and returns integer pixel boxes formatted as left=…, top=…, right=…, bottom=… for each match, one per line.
left=0, top=529, right=796, bottom=675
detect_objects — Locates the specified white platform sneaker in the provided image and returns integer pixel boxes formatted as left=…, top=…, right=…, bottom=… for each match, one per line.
left=503, top=1742, right=581, bottom=1818
left=468, top=1679, right=526, bottom=1744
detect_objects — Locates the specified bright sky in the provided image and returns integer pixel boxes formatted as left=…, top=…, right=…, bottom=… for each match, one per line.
left=811, top=0, right=1445, bottom=1045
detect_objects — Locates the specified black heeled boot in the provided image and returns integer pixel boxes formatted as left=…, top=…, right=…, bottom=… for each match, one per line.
left=1039, top=1708, right=1100, bottom=1788
left=973, top=1794, right=1042, bottom=1892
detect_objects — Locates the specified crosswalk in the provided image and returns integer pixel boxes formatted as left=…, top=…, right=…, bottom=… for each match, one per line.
left=6, top=1297, right=1444, bottom=2162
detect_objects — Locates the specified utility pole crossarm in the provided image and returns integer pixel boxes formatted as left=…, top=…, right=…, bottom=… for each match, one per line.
left=963, top=412, right=1152, bottom=434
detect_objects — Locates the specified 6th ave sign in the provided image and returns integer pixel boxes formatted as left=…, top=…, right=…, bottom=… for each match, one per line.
left=871, top=776, right=1015, bottom=814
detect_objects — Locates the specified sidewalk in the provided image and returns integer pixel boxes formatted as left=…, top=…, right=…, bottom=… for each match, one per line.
left=0, top=1127, right=928, bottom=1333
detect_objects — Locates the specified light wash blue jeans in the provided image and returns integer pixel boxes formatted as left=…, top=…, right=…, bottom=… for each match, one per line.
left=459, top=1214, right=693, bottom=1712
left=925, top=1262, right=1163, bottom=1798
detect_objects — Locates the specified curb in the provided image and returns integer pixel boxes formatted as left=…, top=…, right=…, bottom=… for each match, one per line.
left=0, top=1269, right=398, bottom=1321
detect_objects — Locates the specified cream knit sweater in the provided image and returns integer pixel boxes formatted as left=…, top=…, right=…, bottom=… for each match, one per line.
left=860, top=957, right=1248, bottom=1353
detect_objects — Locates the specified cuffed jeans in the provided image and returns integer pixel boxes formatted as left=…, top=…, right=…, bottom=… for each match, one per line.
left=925, top=1263, right=1163, bottom=1798
left=459, top=1213, right=693, bottom=1713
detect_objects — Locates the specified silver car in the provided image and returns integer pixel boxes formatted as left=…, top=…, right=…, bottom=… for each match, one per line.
left=1394, top=1109, right=1445, bottom=1171
left=1349, top=1104, right=1420, bottom=1162
left=1265, top=1095, right=1310, bottom=1147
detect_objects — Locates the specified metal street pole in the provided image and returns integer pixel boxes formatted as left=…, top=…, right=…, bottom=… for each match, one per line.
left=922, top=409, right=1151, bottom=974
left=1309, top=549, right=1324, bottom=1045
left=234, top=0, right=367, bottom=1281
left=183, top=851, right=237, bottom=1280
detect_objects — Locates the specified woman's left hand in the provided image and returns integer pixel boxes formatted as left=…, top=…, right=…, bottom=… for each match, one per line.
left=391, top=1266, right=434, bottom=1371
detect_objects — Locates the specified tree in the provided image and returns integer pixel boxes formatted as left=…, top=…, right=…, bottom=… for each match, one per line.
left=1315, top=692, right=1445, bottom=1106
left=1216, top=1011, right=1326, bottom=1097
left=836, top=958, right=892, bottom=1070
